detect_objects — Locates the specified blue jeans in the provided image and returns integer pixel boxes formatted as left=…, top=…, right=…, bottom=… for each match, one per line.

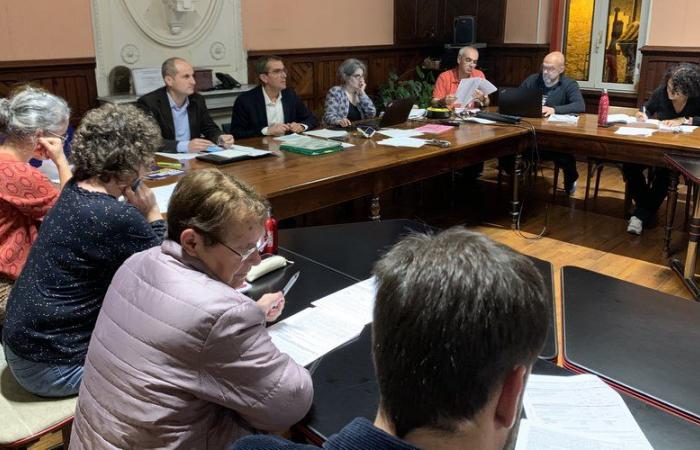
left=3, top=342, right=83, bottom=397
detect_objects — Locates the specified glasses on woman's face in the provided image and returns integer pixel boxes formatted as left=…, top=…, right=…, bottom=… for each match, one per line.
left=216, top=235, right=268, bottom=260
left=350, top=73, right=365, bottom=80
left=44, top=130, right=67, bottom=143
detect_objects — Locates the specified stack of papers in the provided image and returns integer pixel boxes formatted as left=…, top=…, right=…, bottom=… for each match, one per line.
left=267, top=278, right=377, bottom=367
left=455, top=77, right=498, bottom=105
left=606, top=114, right=659, bottom=128
left=615, top=127, right=656, bottom=137
left=547, top=114, right=579, bottom=124
left=517, top=374, right=652, bottom=449
left=208, top=145, right=272, bottom=158
left=465, top=116, right=497, bottom=124
left=658, top=124, right=698, bottom=133
left=377, top=137, right=427, bottom=148
left=376, top=128, right=424, bottom=138
left=408, top=108, right=427, bottom=119
left=304, top=129, right=349, bottom=139
left=155, top=152, right=199, bottom=161
left=151, top=183, right=177, bottom=212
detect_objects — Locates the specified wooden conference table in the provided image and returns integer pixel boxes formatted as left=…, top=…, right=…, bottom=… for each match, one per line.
left=162, top=107, right=700, bottom=253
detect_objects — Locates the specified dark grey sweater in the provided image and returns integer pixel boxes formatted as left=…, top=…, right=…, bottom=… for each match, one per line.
left=520, top=73, right=585, bottom=114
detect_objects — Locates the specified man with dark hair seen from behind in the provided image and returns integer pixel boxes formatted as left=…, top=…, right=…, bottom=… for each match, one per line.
left=137, top=57, right=234, bottom=153
left=232, top=227, right=550, bottom=450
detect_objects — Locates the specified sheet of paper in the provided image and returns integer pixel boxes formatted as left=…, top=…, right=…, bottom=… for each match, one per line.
left=273, top=133, right=304, bottom=142
left=376, top=128, right=424, bottom=138
left=311, top=278, right=376, bottom=327
left=658, top=124, right=698, bottom=133
left=455, top=77, right=481, bottom=105
left=155, top=152, right=199, bottom=161
left=151, top=183, right=177, bottom=212
left=615, top=127, right=656, bottom=137
left=523, top=374, right=653, bottom=449
left=377, top=137, right=427, bottom=148
left=547, top=114, right=579, bottom=124
left=340, top=142, right=355, bottom=148
left=606, top=114, right=634, bottom=123
left=209, top=146, right=271, bottom=159
left=516, top=420, right=625, bottom=450
left=414, top=124, right=454, bottom=134
left=477, top=78, right=498, bottom=96
left=304, top=129, right=349, bottom=139
left=464, top=117, right=497, bottom=125
left=408, top=108, right=427, bottom=119
left=267, top=306, right=365, bottom=367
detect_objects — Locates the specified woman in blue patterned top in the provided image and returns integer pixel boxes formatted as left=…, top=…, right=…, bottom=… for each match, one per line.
left=2, top=104, right=166, bottom=397
left=323, top=58, right=376, bottom=127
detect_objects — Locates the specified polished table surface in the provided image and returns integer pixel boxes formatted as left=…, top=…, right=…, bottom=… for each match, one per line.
left=279, top=220, right=557, bottom=360
left=562, top=266, right=700, bottom=423
left=303, top=325, right=700, bottom=449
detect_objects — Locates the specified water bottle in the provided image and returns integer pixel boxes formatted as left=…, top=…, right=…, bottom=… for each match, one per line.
left=263, top=210, right=278, bottom=254
left=597, top=89, right=609, bottom=127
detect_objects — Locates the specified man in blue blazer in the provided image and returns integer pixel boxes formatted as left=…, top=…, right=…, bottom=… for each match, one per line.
left=137, top=57, right=234, bottom=153
left=229, top=56, right=318, bottom=139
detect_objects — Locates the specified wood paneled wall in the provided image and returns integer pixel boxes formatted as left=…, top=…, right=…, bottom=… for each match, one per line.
left=480, top=43, right=549, bottom=88
left=247, top=45, right=440, bottom=114
left=0, top=58, right=98, bottom=127
left=637, top=46, right=700, bottom=107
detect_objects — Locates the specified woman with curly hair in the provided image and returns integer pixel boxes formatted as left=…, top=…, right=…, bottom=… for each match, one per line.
left=625, top=63, right=700, bottom=235
left=0, top=86, right=71, bottom=326
left=2, top=104, right=166, bottom=397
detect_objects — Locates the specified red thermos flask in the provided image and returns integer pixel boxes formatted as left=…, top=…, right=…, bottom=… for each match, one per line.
left=263, top=211, right=278, bottom=254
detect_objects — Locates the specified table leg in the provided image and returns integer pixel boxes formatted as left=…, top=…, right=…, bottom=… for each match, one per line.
left=511, top=153, right=522, bottom=229
left=682, top=191, right=700, bottom=279
left=370, top=195, right=381, bottom=221
left=664, top=171, right=680, bottom=256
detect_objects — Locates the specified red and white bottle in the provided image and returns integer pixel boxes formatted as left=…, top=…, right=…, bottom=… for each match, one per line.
left=263, top=210, right=278, bottom=254
left=597, top=88, right=609, bottom=127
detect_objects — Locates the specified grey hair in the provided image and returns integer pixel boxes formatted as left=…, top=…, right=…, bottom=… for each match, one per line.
left=162, top=57, right=185, bottom=79
left=0, top=86, right=70, bottom=142
left=457, top=46, right=478, bottom=59
left=338, top=58, right=367, bottom=82
left=71, top=104, right=162, bottom=183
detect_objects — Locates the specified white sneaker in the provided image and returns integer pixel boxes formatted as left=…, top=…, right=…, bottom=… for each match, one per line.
left=565, top=180, right=577, bottom=196
left=627, top=216, right=643, bottom=235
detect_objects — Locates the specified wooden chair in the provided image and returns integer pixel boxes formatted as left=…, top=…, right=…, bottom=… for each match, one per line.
left=584, top=158, right=632, bottom=213
left=0, top=345, right=76, bottom=449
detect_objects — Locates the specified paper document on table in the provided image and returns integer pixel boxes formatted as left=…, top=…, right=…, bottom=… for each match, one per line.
left=547, top=114, right=579, bottom=124
left=376, top=128, right=424, bottom=138
left=464, top=117, right=497, bottom=124
left=414, top=124, right=454, bottom=134
left=615, top=127, right=656, bottom=137
left=658, top=124, right=698, bottom=133
left=151, top=183, right=177, bottom=212
left=523, top=374, right=652, bottom=449
left=267, top=306, right=364, bottom=367
left=515, top=420, right=625, bottom=450
left=273, top=133, right=304, bottom=141
left=408, top=108, right=426, bottom=119
left=210, top=146, right=272, bottom=159
left=311, top=278, right=377, bottom=327
left=606, top=114, right=659, bottom=128
left=377, top=137, right=427, bottom=148
left=155, top=152, right=199, bottom=161
left=304, top=129, right=349, bottom=139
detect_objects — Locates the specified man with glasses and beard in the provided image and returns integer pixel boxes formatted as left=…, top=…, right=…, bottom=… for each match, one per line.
left=234, top=227, right=550, bottom=450
left=229, top=55, right=318, bottom=139
left=519, top=51, right=585, bottom=195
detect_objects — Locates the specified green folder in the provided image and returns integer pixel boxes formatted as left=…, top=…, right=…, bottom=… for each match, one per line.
left=280, top=136, right=344, bottom=156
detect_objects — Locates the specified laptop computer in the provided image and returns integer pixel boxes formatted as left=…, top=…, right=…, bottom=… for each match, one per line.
left=359, top=96, right=416, bottom=128
left=498, top=88, right=542, bottom=118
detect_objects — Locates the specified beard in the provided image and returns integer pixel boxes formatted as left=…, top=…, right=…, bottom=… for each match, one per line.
left=543, top=72, right=559, bottom=88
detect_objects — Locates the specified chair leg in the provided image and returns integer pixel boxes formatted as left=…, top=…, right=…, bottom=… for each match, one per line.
left=594, top=165, right=604, bottom=198
left=552, top=163, right=560, bottom=202
left=584, top=159, right=594, bottom=209
left=624, top=180, right=632, bottom=217
left=497, top=167, right=503, bottom=190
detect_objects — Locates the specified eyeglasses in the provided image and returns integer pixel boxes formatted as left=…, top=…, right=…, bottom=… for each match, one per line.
left=215, top=235, right=268, bottom=260
left=350, top=74, right=365, bottom=79
left=542, top=65, right=560, bottom=73
left=265, top=68, right=287, bottom=76
left=45, top=130, right=67, bottom=143
left=461, top=57, right=478, bottom=66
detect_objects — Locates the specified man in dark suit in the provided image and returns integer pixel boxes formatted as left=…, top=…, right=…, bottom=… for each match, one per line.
left=229, top=56, right=318, bottom=139
left=137, top=57, right=234, bottom=153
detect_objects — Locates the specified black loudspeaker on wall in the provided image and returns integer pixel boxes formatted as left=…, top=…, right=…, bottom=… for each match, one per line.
left=454, top=16, right=476, bottom=45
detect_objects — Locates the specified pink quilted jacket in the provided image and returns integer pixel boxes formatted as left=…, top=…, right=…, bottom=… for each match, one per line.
left=70, top=241, right=313, bottom=449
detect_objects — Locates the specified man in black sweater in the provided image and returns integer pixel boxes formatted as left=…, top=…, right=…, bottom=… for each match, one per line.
left=520, top=51, right=585, bottom=195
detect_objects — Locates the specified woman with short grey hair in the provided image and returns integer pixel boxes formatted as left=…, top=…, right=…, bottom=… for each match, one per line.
left=2, top=103, right=166, bottom=397
left=0, top=86, right=71, bottom=325
left=323, top=58, right=376, bottom=127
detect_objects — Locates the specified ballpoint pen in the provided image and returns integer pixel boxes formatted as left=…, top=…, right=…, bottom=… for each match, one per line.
left=282, top=271, right=300, bottom=296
